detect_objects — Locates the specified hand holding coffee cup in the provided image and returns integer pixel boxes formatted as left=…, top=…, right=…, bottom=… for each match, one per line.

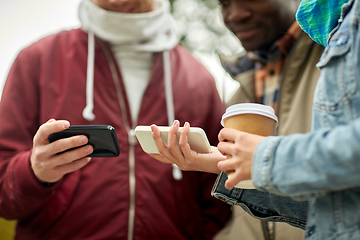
left=220, top=103, right=278, bottom=189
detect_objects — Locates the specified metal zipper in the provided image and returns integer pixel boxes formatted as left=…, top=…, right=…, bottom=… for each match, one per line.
left=99, top=42, right=179, bottom=238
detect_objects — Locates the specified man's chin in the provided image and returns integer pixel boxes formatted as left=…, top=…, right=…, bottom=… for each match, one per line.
left=240, top=42, right=261, bottom=52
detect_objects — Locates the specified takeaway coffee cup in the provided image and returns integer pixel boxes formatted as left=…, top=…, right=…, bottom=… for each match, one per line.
left=221, top=103, right=278, bottom=189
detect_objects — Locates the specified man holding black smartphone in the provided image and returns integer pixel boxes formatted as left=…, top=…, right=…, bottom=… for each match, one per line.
left=0, top=0, right=231, bottom=239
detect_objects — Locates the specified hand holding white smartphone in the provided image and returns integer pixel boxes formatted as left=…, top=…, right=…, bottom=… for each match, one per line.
left=134, top=125, right=211, bottom=154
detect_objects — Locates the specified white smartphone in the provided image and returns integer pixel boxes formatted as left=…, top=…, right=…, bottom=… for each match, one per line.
left=134, top=125, right=212, bottom=154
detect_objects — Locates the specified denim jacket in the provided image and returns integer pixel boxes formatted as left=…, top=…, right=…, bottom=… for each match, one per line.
left=212, top=0, right=360, bottom=239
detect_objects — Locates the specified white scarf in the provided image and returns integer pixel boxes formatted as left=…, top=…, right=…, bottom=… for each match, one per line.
left=78, top=0, right=179, bottom=52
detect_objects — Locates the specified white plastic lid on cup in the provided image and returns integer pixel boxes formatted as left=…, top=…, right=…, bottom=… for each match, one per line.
left=221, top=103, right=278, bottom=127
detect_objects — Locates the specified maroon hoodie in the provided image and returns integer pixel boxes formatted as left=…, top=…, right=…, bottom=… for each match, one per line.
left=0, top=29, right=231, bottom=239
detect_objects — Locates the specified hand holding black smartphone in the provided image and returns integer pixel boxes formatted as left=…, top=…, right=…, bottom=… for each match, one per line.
left=48, top=125, right=120, bottom=157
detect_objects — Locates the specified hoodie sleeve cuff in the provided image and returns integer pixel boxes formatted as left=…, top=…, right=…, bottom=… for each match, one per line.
left=11, top=151, right=61, bottom=197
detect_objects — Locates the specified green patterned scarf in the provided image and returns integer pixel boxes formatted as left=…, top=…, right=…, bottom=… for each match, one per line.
left=296, top=0, right=349, bottom=46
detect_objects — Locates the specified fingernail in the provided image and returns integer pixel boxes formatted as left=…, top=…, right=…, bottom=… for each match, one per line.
left=63, top=121, right=70, bottom=129
left=85, top=145, right=93, bottom=154
left=173, top=120, right=180, bottom=126
left=184, top=122, right=189, bottom=127
left=80, top=136, right=88, bottom=145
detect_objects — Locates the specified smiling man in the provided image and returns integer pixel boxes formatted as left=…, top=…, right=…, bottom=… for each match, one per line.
left=219, top=0, right=296, bottom=52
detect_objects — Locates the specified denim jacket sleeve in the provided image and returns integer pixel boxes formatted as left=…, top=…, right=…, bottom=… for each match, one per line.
left=253, top=119, right=360, bottom=201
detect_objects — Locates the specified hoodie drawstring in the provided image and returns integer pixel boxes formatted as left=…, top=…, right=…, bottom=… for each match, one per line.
left=83, top=31, right=96, bottom=121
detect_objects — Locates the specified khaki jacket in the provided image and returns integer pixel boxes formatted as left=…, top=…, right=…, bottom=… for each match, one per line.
left=215, top=31, right=324, bottom=240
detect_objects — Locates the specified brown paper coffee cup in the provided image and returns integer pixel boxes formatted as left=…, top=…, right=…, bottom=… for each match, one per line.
left=221, top=103, right=278, bottom=189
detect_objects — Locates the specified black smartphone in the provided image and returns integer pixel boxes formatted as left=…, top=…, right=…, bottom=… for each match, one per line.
left=48, top=125, right=120, bottom=157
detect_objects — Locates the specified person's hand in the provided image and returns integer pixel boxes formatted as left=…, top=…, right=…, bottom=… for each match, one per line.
left=30, top=119, right=93, bottom=183
left=217, top=128, right=265, bottom=190
left=149, top=120, right=225, bottom=174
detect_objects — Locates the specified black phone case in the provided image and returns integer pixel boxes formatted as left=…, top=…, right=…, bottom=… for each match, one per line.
left=48, top=125, right=120, bottom=157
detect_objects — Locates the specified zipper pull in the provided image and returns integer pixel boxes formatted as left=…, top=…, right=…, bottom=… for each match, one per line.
left=128, top=129, right=137, bottom=146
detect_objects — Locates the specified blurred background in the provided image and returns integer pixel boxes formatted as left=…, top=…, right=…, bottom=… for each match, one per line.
left=0, top=0, right=242, bottom=101
left=0, top=0, right=242, bottom=238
